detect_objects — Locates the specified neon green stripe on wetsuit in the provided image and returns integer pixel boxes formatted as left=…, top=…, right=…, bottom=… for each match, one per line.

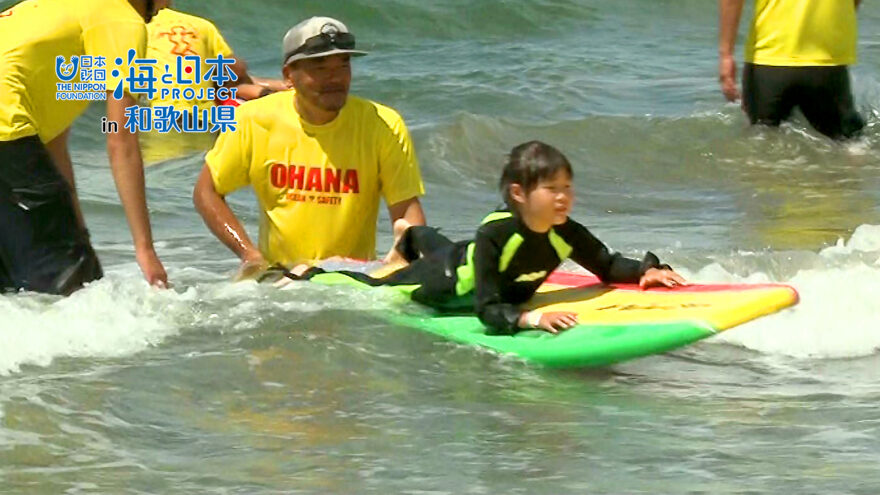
left=456, top=211, right=574, bottom=296
left=465, top=210, right=660, bottom=334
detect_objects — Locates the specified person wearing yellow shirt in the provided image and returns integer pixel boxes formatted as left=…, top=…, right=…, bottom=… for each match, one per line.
left=718, top=0, right=865, bottom=140
left=141, top=2, right=287, bottom=164
left=193, top=17, right=427, bottom=278
left=146, top=2, right=287, bottom=113
left=0, top=0, right=167, bottom=295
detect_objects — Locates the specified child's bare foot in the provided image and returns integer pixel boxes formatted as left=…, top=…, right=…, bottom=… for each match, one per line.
left=290, top=263, right=311, bottom=277
left=272, top=263, right=312, bottom=288
left=382, top=218, right=413, bottom=265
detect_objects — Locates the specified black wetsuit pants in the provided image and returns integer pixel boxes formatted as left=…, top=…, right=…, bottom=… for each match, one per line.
left=313, top=226, right=471, bottom=311
left=742, top=63, right=864, bottom=140
left=0, top=136, right=102, bottom=295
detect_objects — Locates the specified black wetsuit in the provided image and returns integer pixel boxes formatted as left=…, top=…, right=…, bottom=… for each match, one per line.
left=742, top=63, right=864, bottom=140
left=0, top=136, right=102, bottom=295
left=310, top=210, right=668, bottom=335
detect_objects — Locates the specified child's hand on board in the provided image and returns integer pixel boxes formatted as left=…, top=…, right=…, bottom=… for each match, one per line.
left=639, top=268, right=687, bottom=289
left=520, top=311, right=579, bottom=334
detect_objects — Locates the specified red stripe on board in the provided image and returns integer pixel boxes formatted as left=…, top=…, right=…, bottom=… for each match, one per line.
left=545, top=271, right=798, bottom=294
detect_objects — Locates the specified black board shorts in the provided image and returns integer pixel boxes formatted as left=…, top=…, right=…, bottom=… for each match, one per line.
left=742, top=63, right=865, bottom=140
left=0, top=135, right=102, bottom=295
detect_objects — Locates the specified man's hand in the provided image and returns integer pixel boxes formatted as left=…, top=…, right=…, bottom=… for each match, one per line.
left=639, top=268, right=687, bottom=289
left=235, top=249, right=268, bottom=281
left=718, top=0, right=746, bottom=101
left=136, top=246, right=168, bottom=288
left=719, top=54, right=740, bottom=102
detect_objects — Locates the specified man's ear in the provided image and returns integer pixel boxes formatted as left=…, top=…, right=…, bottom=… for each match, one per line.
left=282, top=65, right=295, bottom=88
left=509, top=183, right=528, bottom=205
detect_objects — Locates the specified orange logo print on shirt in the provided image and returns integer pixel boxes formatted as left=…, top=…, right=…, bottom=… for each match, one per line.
left=158, top=25, right=199, bottom=56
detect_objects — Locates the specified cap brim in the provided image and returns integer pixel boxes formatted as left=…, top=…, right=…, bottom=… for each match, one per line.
left=284, top=49, right=368, bottom=66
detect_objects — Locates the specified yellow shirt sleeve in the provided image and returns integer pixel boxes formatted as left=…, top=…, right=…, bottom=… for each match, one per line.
left=208, top=25, right=234, bottom=58
left=378, top=116, right=425, bottom=206
left=82, top=20, right=148, bottom=97
left=205, top=121, right=253, bottom=195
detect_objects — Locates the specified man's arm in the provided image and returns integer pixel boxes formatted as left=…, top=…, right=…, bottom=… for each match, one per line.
left=193, top=165, right=266, bottom=277
left=719, top=0, right=746, bottom=101
left=226, top=58, right=287, bottom=100
left=251, top=76, right=289, bottom=93
left=223, top=58, right=260, bottom=100
left=387, top=197, right=426, bottom=228
left=44, top=129, right=86, bottom=230
left=106, top=92, right=167, bottom=287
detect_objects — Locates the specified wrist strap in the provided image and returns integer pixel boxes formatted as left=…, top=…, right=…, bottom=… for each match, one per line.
left=525, top=311, right=542, bottom=328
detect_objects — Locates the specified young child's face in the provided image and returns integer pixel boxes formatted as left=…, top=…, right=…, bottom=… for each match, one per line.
left=519, top=169, right=574, bottom=228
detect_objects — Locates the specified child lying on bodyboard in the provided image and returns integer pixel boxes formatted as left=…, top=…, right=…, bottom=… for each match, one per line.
left=287, top=141, right=686, bottom=335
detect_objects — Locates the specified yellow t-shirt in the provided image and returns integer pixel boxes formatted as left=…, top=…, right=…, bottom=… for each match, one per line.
left=745, top=0, right=857, bottom=66
left=0, top=0, right=146, bottom=142
left=205, top=92, right=425, bottom=265
left=146, top=8, right=233, bottom=111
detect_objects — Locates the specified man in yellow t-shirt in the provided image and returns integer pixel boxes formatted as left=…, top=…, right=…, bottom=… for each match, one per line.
left=0, top=0, right=167, bottom=295
left=146, top=3, right=287, bottom=112
left=718, top=0, right=864, bottom=139
left=193, top=16, right=426, bottom=277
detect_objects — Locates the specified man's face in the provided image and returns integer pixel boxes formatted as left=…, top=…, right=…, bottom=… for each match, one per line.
left=285, top=54, right=352, bottom=113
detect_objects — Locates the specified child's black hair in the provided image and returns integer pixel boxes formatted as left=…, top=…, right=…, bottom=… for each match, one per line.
left=499, top=141, right=573, bottom=208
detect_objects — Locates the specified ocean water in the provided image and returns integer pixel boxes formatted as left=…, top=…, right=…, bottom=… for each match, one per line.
left=2, top=0, right=880, bottom=493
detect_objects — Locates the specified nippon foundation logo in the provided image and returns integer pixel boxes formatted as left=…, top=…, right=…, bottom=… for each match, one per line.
left=54, top=55, right=110, bottom=101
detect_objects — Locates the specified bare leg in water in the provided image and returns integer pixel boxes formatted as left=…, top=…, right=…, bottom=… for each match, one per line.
left=285, top=219, right=413, bottom=281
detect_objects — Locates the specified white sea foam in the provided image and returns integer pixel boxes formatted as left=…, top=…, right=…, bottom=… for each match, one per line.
left=708, top=224, right=880, bottom=359
left=0, top=271, right=199, bottom=376
left=2, top=225, right=879, bottom=375
left=0, top=264, right=368, bottom=376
